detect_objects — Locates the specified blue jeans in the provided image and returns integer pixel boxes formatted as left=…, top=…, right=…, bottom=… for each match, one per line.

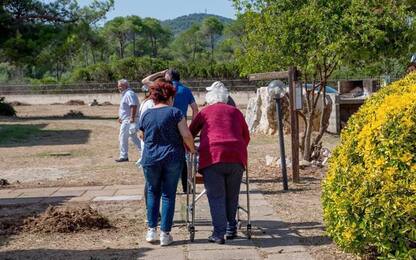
left=201, top=163, right=244, bottom=238
left=143, top=160, right=183, bottom=232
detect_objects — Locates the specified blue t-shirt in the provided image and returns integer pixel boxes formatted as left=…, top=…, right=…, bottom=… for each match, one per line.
left=138, top=106, right=185, bottom=166
left=172, top=80, right=195, bottom=117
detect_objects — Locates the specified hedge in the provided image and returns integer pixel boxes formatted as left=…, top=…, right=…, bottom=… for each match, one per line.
left=322, top=72, right=416, bottom=258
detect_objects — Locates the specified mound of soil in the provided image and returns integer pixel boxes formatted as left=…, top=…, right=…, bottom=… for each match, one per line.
left=65, top=100, right=85, bottom=105
left=23, top=205, right=111, bottom=233
left=63, top=110, right=85, bottom=118
left=101, top=101, right=113, bottom=106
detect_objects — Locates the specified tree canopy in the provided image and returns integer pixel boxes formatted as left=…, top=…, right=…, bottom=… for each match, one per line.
left=232, top=0, right=416, bottom=161
left=232, top=0, right=416, bottom=80
left=0, top=1, right=240, bottom=83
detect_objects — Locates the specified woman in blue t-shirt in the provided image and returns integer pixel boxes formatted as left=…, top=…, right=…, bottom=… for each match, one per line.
left=138, top=80, right=196, bottom=246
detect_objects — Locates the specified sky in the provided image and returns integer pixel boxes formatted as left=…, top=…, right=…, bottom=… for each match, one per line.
left=76, top=0, right=237, bottom=21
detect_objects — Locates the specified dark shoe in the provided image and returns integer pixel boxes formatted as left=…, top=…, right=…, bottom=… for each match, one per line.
left=208, top=235, right=225, bottom=244
left=115, top=158, right=129, bottom=162
left=225, top=231, right=237, bottom=240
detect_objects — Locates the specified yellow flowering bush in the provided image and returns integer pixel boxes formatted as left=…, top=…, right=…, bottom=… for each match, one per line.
left=322, top=72, right=416, bottom=259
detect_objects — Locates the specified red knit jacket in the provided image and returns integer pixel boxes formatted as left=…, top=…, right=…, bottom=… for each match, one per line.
left=189, top=103, right=250, bottom=170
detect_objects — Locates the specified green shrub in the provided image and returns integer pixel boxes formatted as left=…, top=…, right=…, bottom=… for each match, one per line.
left=71, top=67, right=92, bottom=82
left=322, top=72, right=416, bottom=258
left=89, top=63, right=114, bottom=82
left=111, top=56, right=167, bottom=81
left=68, top=57, right=242, bottom=83
left=30, top=76, right=58, bottom=85
left=0, top=97, right=16, bottom=117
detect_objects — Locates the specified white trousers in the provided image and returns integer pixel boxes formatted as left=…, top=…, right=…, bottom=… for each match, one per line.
left=119, top=120, right=141, bottom=159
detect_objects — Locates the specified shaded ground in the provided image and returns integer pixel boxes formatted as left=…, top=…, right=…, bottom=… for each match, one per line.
left=0, top=104, right=356, bottom=259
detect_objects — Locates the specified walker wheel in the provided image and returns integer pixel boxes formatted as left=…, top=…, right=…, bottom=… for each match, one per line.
left=189, top=226, right=195, bottom=242
left=247, top=224, right=252, bottom=239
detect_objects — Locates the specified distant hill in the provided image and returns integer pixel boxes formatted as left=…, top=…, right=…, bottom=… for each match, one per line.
left=162, top=13, right=234, bottom=35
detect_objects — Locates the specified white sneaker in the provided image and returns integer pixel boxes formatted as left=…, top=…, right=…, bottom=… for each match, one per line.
left=160, top=231, right=173, bottom=246
left=146, top=228, right=157, bottom=243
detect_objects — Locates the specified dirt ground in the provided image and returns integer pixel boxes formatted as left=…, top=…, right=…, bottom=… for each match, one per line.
left=0, top=104, right=355, bottom=259
left=0, top=104, right=141, bottom=188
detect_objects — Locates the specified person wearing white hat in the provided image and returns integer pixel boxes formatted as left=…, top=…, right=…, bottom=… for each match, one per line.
left=206, top=81, right=236, bottom=107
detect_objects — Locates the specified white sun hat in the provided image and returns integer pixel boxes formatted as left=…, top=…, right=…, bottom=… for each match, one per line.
left=206, top=81, right=228, bottom=91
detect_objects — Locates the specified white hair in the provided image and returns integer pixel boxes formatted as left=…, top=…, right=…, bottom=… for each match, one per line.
left=118, top=79, right=129, bottom=87
left=205, top=88, right=229, bottom=105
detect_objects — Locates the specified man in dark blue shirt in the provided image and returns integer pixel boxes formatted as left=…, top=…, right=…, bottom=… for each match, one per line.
left=165, top=69, right=198, bottom=120
left=142, top=69, right=198, bottom=119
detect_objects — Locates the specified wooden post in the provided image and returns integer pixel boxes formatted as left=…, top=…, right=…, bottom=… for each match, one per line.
left=288, top=67, right=300, bottom=183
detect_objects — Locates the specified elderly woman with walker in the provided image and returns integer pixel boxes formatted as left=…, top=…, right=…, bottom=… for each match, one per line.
left=189, top=84, right=250, bottom=244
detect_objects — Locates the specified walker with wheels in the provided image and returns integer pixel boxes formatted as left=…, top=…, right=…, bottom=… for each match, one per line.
left=185, top=152, right=252, bottom=242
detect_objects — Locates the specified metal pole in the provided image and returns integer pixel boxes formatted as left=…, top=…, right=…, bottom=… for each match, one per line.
left=276, top=97, right=288, bottom=191
left=288, top=67, right=300, bottom=183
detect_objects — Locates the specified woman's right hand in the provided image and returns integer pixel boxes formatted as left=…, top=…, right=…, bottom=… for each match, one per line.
left=188, top=146, right=196, bottom=154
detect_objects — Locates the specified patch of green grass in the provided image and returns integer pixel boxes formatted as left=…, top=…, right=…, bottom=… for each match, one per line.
left=0, top=124, right=41, bottom=144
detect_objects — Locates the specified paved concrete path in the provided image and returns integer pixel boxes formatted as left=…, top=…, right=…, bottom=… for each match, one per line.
left=0, top=184, right=313, bottom=260
left=0, top=184, right=145, bottom=205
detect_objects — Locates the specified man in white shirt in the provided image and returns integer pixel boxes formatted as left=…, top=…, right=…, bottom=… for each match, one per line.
left=116, top=79, right=141, bottom=162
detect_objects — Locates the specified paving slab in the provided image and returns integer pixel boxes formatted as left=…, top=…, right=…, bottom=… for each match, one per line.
left=50, top=189, right=86, bottom=197
left=187, top=237, right=254, bottom=251
left=68, top=195, right=94, bottom=203
left=139, top=246, right=186, bottom=260
left=0, top=191, right=23, bottom=199
left=266, top=252, right=314, bottom=260
left=103, top=184, right=144, bottom=190
left=254, top=236, right=307, bottom=254
left=92, top=195, right=142, bottom=202
left=188, top=248, right=262, bottom=260
left=83, top=189, right=117, bottom=197
left=114, top=189, right=142, bottom=196
left=18, top=187, right=60, bottom=198
left=59, top=186, right=105, bottom=191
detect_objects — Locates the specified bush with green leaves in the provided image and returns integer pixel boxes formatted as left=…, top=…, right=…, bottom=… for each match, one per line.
left=0, top=97, right=16, bottom=117
left=322, top=72, right=416, bottom=258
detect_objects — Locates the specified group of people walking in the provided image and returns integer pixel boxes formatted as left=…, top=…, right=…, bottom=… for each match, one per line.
left=116, top=69, right=250, bottom=246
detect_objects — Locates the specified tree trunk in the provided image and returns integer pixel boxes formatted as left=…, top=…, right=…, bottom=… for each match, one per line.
left=303, top=115, right=314, bottom=161
left=312, top=81, right=329, bottom=148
